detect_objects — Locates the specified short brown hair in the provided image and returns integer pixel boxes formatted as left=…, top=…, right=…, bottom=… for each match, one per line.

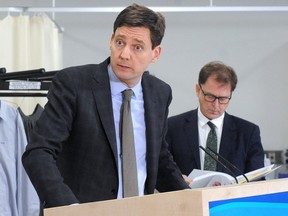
left=198, top=61, right=238, bottom=91
left=113, top=3, right=166, bottom=49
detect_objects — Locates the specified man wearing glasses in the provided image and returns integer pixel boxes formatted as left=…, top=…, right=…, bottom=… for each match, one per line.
left=166, top=61, right=264, bottom=182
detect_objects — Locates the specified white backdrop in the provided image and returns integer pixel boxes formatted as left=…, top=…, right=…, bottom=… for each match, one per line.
left=53, top=10, right=288, bottom=151
left=0, top=0, right=287, bottom=151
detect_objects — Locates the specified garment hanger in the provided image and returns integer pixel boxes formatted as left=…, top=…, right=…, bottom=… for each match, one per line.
left=0, top=68, right=45, bottom=81
left=0, top=68, right=57, bottom=96
left=0, top=68, right=6, bottom=74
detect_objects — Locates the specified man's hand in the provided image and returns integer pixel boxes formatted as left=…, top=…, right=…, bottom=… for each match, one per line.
left=212, top=181, right=222, bottom=186
left=182, top=174, right=192, bottom=185
left=182, top=174, right=222, bottom=187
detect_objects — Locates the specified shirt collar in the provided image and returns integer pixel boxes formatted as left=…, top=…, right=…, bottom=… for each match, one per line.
left=197, top=108, right=225, bottom=129
left=0, top=100, right=11, bottom=121
left=108, top=64, right=142, bottom=99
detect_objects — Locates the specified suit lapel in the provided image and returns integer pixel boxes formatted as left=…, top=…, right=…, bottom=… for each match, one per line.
left=184, top=110, right=201, bottom=169
left=141, top=73, right=166, bottom=192
left=90, top=59, right=118, bottom=166
left=141, top=74, right=159, bottom=161
left=218, top=113, right=237, bottom=171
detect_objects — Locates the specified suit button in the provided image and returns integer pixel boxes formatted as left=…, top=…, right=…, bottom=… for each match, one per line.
left=111, top=189, right=116, bottom=195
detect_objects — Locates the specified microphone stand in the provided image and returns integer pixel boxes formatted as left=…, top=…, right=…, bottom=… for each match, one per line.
left=205, top=146, right=250, bottom=183
left=200, top=146, right=239, bottom=184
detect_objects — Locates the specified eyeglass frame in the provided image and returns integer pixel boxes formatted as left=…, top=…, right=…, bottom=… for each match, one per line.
left=199, top=84, right=232, bottom=104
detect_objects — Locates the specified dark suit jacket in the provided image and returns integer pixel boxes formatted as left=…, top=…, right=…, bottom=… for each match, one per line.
left=22, top=58, right=188, bottom=208
left=166, top=109, right=264, bottom=176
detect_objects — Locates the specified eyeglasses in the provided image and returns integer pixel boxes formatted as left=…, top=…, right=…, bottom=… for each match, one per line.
left=199, top=85, right=231, bottom=104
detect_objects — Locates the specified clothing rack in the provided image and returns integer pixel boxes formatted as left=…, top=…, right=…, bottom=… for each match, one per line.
left=0, top=68, right=57, bottom=97
left=1, top=6, right=288, bottom=13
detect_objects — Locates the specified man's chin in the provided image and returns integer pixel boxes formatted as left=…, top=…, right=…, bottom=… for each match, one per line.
left=207, top=112, right=221, bottom=119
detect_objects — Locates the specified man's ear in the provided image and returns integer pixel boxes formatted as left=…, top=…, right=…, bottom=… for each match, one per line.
left=151, top=45, right=162, bottom=63
left=109, top=33, right=115, bottom=49
left=196, top=84, right=201, bottom=97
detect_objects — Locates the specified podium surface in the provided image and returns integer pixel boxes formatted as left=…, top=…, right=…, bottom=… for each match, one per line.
left=44, top=178, right=288, bottom=216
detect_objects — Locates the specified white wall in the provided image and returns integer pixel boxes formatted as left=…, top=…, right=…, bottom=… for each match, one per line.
left=156, top=12, right=288, bottom=152
left=56, top=10, right=288, bottom=151
left=1, top=0, right=288, bottom=151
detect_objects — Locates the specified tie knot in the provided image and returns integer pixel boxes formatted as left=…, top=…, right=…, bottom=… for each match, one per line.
left=122, top=89, right=133, bottom=102
left=207, top=121, right=215, bottom=130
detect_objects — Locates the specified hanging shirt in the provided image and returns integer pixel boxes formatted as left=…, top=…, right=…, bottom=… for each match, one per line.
left=18, top=104, right=44, bottom=142
left=0, top=100, right=40, bottom=216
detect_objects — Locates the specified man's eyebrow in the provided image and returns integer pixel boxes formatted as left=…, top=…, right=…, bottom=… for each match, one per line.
left=134, top=38, right=145, bottom=44
left=115, top=34, right=145, bottom=44
left=115, top=34, right=125, bottom=39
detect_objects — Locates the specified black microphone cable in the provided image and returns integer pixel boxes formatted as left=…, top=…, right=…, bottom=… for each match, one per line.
left=200, top=145, right=239, bottom=184
left=205, top=145, right=250, bottom=183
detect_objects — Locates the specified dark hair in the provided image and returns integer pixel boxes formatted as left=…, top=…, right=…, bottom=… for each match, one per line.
left=198, top=61, right=238, bottom=92
left=113, top=3, right=166, bottom=49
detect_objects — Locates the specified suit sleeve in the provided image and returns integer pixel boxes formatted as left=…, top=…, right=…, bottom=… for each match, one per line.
left=245, top=125, right=265, bottom=172
left=22, top=69, right=79, bottom=207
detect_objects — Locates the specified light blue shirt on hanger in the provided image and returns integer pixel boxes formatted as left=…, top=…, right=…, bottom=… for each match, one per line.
left=0, top=100, right=40, bottom=216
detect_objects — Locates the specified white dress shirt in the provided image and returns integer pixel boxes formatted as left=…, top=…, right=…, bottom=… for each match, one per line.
left=197, top=108, right=225, bottom=169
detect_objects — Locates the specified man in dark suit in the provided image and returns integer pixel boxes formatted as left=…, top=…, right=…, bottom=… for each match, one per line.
left=22, top=4, right=189, bottom=209
left=166, top=61, right=264, bottom=179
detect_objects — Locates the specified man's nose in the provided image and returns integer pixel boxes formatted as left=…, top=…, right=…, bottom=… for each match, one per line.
left=120, top=46, right=131, bottom=60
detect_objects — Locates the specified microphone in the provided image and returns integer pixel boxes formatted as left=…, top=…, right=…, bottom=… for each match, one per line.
left=205, top=145, right=249, bottom=183
left=199, top=145, right=238, bottom=184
